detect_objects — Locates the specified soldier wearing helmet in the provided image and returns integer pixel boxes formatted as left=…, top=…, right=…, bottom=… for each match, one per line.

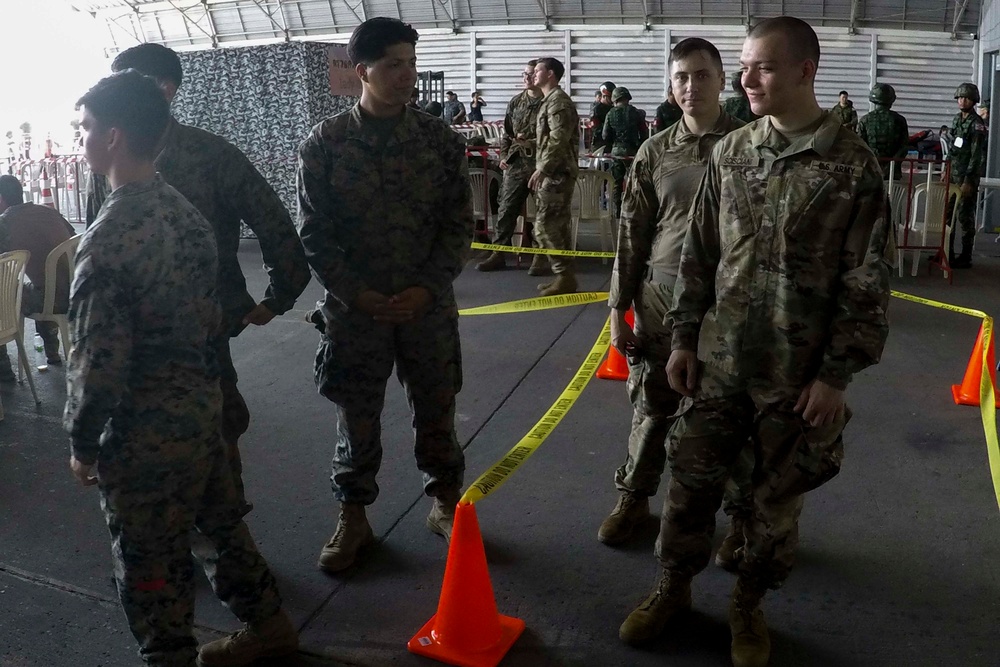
left=947, top=82, right=987, bottom=268
left=856, top=83, right=909, bottom=179
left=602, top=85, right=645, bottom=217
left=721, top=70, right=760, bottom=124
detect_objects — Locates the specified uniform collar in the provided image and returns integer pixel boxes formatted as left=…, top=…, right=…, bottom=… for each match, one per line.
left=674, top=107, right=736, bottom=143
left=750, top=111, right=840, bottom=158
left=345, top=103, right=420, bottom=148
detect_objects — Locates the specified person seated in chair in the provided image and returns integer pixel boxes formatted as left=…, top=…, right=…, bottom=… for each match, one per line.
left=0, top=175, right=75, bottom=379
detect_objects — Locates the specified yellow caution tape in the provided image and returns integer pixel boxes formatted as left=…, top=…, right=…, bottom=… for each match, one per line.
left=458, top=292, right=609, bottom=316
left=892, top=290, right=1000, bottom=512
left=471, top=241, right=616, bottom=259
left=461, top=317, right=612, bottom=504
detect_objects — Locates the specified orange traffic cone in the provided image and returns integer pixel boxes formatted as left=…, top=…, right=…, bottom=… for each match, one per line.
left=596, top=308, right=634, bottom=381
left=39, top=168, right=55, bottom=209
left=408, top=502, right=525, bottom=667
left=951, top=322, right=1000, bottom=407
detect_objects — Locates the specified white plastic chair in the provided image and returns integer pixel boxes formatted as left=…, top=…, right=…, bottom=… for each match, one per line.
left=26, top=233, right=81, bottom=359
left=0, top=250, right=40, bottom=417
left=468, top=168, right=501, bottom=236
left=902, top=182, right=961, bottom=277
left=572, top=170, right=616, bottom=263
left=514, top=193, right=538, bottom=266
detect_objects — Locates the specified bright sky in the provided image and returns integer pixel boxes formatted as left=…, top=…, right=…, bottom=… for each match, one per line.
left=0, top=0, right=110, bottom=148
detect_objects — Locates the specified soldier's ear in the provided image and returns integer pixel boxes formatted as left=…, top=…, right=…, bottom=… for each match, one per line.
left=355, top=63, right=368, bottom=84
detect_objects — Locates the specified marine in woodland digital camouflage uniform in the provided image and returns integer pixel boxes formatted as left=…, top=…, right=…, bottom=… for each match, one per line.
left=830, top=93, right=858, bottom=131
left=662, top=111, right=892, bottom=594
left=608, top=109, right=753, bottom=529
left=655, top=97, right=684, bottom=134
left=602, top=87, right=645, bottom=218
left=856, top=83, right=909, bottom=177
left=495, top=87, right=544, bottom=246
left=86, top=117, right=311, bottom=503
left=67, top=174, right=284, bottom=666
left=297, top=104, right=473, bottom=507
left=721, top=72, right=760, bottom=124
left=948, top=82, right=988, bottom=266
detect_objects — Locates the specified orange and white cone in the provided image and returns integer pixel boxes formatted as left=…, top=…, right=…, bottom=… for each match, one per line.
left=39, top=168, right=55, bottom=209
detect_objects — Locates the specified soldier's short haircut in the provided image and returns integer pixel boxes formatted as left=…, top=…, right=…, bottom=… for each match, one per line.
left=111, top=43, right=183, bottom=88
left=748, top=16, right=821, bottom=66
left=669, top=38, right=724, bottom=74
left=76, top=70, right=170, bottom=160
left=348, top=17, right=419, bottom=66
left=839, top=90, right=849, bottom=96
left=0, top=175, right=23, bottom=206
left=536, top=57, right=565, bottom=82
left=527, top=59, right=539, bottom=67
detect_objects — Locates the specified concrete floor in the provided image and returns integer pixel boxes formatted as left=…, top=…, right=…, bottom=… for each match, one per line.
left=1, top=234, right=998, bottom=667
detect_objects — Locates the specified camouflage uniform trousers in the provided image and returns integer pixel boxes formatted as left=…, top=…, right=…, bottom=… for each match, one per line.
left=99, top=430, right=282, bottom=666
left=656, top=364, right=848, bottom=590
left=215, top=337, right=251, bottom=511
left=615, top=280, right=752, bottom=519
left=534, top=172, right=576, bottom=275
left=946, top=182, right=979, bottom=255
left=493, top=159, right=537, bottom=247
left=314, top=303, right=465, bottom=505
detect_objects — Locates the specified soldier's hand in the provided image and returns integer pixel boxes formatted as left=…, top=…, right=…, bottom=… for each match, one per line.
left=961, top=183, right=973, bottom=197
left=70, top=456, right=98, bottom=487
left=381, top=287, right=433, bottom=323
left=794, top=380, right=845, bottom=428
left=354, top=290, right=391, bottom=318
left=667, top=350, right=698, bottom=397
left=499, top=160, right=509, bottom=170
left=528, top=169, right=544, bottom=191
left=610, top=308, right=640, bottom=357
left=243, top=303, right=276, bottom=327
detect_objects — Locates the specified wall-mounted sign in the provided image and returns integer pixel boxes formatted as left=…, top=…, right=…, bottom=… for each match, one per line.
left=329, top=45, right=361, bottom=97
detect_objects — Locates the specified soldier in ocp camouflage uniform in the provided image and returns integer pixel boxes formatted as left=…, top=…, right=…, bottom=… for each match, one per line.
left=67, top=71, right=296, bottom=667
left=476, top=58, right=546, bottom=274
left=947, top=82, right=988, bottom=268
left=602, top=86, right=645, bottom=219
left=856, top=83, right=909, bottom=179
left=297, top=18, right=474, bottom=574
left=721, top=71, right=760, bottom=124
left=528, top=56, right=581, bottom=296
left=619, top=18, right=893, bottom=667
left=85, top=43, right=311, bottom=509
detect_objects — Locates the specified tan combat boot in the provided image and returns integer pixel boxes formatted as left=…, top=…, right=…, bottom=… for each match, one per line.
left=715, top=515, right=747, bottom=572
left=317, top=503, right=374, bottom=573
left=729, top=579, right=770, bottom=667
left=197, top=609, right=298, bottom=666
left=619, top=572, right=692, bottom=646
left=598, top=492, right=649, bottom=545
left=427, top=488, right=462, bottom=542
left=527, top=254, right=553, bottom=276
left=475, top=251, right=506, bottom=272
left=539, top=273, right=578, bottom=297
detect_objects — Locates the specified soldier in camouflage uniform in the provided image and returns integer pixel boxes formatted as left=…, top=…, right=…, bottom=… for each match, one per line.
left=528, top=57, right=581, bottom=296
left=67, top=71, right=296, bottom=667
left=654, top=88, right=684, bottom=134
left=947, top=82, right=988, bottom=268
left=831, top=90, right=858, bottom=131
left=85, top=44, right=311, bottom=508
left=856, top=83, right=909, bottom=179
left=476, top=59, right=546, bottom=274
left=297, top=18, right=474, bottom=573
left=590, top=89, right=612, bottom=150
left=602, top=86, right=645, bottom=219
left=721, top=71, right=760, bottom=124
left=602, top=38, right=753, bottom=560
left=620, top=19, right=892, bottom=667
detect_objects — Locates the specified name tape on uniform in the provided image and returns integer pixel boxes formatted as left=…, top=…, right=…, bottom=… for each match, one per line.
left=811, top=160, right=862, bottom=177
left=460, top=318, right=612, bottom=504
left=721, top=156, right=761, bottom=168
left=459, top=292, right=609, bottom=316
left=471, top=242, right=616, bottom=259
left=891, top=290, right=1000, bottom=513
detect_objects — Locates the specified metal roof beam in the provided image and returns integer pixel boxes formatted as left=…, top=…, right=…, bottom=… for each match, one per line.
left=848, top=0, right=860, bottom=33
left=163, top=0, right=217, bottom=45
left=247, top=0, right=291, bottom=40
left=952, top=0, right=970, bottom=37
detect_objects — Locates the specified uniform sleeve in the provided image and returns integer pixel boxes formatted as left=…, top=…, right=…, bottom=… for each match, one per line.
left=895, top=116, right=910, bottom=159
left=84, top=172, right=110, bottom=228
left=849, top=109, right=858, bottom=131
left=501, top=98, right=516, bottom=160
left=855, top=117, right=869, bottom=148
left=222, top=145, right=310, bottom=315
left=63, top=248, right=133, bottom=465
left=537, top=99, right=575, bottom=175
left=412, top=131, right=475, bottom=299
left=816, top=165, right=892, bottom=390
left=296, top=128, right=370, bottom=312
left=609, top=146, right=657, bottom=309
left=965, top=121, right=988, bottom=186
left=670, top=150, right=723, bottom=352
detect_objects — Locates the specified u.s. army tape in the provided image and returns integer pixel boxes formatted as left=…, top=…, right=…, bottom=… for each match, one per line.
left=471, top=241, right=616, bottom=259
left=461, top=317, right=612, bottom=504
left=459, top=292, right=609, bottom=316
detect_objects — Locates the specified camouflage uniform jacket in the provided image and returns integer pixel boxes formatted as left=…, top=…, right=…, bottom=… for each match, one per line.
left=590, top=101, right=612, bottom=138
left=949, top=111, right=988, bottom=187
left=609, top=111, right=744, bottom=310
left=670, top=112, right=893, bottom=391
left=500, top=91, right=544, bottom=166
left=86, top=118, right=310, bottom=335
left=722, top=95, right=759, bottom=124
left=830, top=102, right=858, bottom=131
left=655, top=101, right=684, bottom=134
left=297, top=105, right=474, bottom=320
left=536, top=87, right=581, bottom=178
left=602, top=105, right=645, bottom=156
left=65, top=175, right=221, bottom=466
left=856, top=106, right=909, bottom=160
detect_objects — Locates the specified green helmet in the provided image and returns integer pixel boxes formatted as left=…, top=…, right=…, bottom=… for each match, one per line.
left=869, top=83, right=896, bottom=107
left=611, top=86, right=632, bottom=103
left=955, top=83, right=981, bottom=103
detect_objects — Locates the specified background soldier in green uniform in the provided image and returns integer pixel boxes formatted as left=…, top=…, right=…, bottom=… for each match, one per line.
left=297, top=18, right=474, bottom=573
left=620, top=19, right=892, bottom=667
left=590, top=88, right=612, bottom=151
left=948, top=82, right=988, bottom=268
left=722, top=71, right=760, bottom=124
left=476, top=58, right=545, bottom=274
left=528, top=57, right=581, bottom=296
left=68, top=70, right=296, bottom=667
left=602, top=38, right=752, bottom=565
left=831, top=89, right=858, bottom=131
left=654, top=87, right=684, bottom=134
left=856, top=83, right=910, bottom=179
left=602, top=86, right=645, bottom=218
